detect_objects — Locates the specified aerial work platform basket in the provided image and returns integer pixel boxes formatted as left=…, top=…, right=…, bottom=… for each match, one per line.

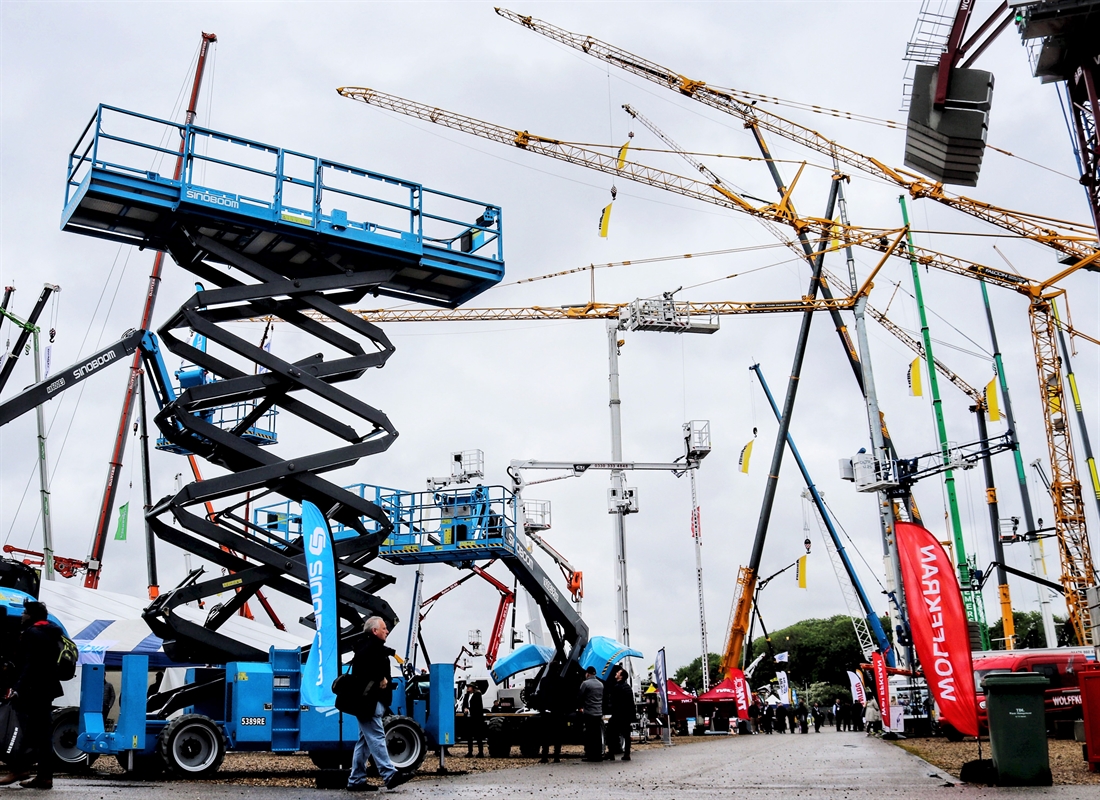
left=62, top=105, right=505, bottom=307
left=255, top=483, right=526, bottom=567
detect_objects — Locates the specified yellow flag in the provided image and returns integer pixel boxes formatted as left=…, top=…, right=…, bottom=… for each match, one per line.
left=985, top=377, right=1001, bottom=422
left=598, top=203, right=612, bottom=238
left=908, top=358, right=922, bottom=397
left=738, top=440, right=753, bottom=474
left=796, top=555, right=807, bottom=589
left=616, top=140, right=631, bottom=170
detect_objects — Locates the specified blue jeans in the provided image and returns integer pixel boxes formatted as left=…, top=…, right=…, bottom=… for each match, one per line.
left=348, top=702, right=397, bottom=786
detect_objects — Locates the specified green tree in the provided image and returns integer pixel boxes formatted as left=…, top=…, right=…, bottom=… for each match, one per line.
left=805, top=681, right=848, bottom=706
left=673, top=653, right=722, bottom=694
left=1054, top=615, right=1081, bottom=647
left=745, top=615, right=864, bottom=689
left=988, top=610, right=1047, bottom=649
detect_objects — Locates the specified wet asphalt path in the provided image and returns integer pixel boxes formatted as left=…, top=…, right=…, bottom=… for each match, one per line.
left=28, top=731, right=1097, bottom=798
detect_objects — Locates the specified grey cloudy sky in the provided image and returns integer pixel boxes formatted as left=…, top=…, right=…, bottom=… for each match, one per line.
left=1, top=1, right=1097, bottom=679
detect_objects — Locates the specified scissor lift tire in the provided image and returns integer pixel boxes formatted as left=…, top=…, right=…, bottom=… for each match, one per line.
left=157, top=713, right=226, bottom=779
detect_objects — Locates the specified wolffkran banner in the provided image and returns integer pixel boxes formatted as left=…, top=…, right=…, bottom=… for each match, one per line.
left=895, top=520, right=978, bottom=737
left=872, top=651, right=891, bottom=732
left=729, top=669, right=750, bottom=720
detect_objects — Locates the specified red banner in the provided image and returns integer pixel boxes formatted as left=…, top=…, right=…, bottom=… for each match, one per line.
left=896, top=521, right=978, bottom=737
left=729, top=670, right=750, bottom=720
left=872, top=651, right=890, bottom=731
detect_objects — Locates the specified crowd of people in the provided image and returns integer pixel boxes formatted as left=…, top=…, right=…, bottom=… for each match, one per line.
left=740, top=695, right=880, bottom=735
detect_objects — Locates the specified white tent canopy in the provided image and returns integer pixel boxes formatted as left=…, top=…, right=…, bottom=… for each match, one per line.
left=39, top=580, right=310, bottom=669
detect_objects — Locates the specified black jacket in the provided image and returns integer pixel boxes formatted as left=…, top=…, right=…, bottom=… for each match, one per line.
left=15, top=621, right=63, bottom=702
left=607, top=679, right=636, bottom=722
left=463, top=690, right=484, bottom=721
left=349, top=634, right=394, bottom=713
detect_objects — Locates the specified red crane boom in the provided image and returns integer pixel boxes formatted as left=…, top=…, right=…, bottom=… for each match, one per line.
left=85, top=32, right=217, bottom=589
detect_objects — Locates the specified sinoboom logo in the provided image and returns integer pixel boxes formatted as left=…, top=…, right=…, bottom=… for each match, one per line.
left=309, top=527, right=327, bottom=556
left=186, top=189, right=240, bottom=210
left=308, top=525, right=327, bottom=688
left=73, top=349, right=117, bottom=379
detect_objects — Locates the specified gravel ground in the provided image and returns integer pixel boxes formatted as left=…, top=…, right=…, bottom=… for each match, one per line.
left=889, top=736, right=1100, bottom=786
left=89, top=737, right=681, bottom=788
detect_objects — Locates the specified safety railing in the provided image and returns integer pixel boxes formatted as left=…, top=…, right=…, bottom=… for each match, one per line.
left=65, top=105, right=503, bottom=262
left=253, top=484, right=522, bottom=556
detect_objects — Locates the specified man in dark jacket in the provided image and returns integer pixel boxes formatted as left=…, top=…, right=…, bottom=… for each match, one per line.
left=576, top=667, right=604, bottom=762
left=345, top=616, right=409, bottom=792
left=604, top=666, right=636, bottom=762
left=0, top=601, right=63, bottom=790
left=461, top=683, right=485, bottom=757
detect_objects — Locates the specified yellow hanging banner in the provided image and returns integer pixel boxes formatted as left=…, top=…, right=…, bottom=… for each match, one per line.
left=985, top=377, right=1000, bottom=422
left=908, top=358, right=922, bottom=397
left=616, top=140, right=631, bottom=170
left=796, top=555, right=807, bottom=589
left=738, top=440, right=753, bottom=474
left=598, top=203, right=612, bottom=238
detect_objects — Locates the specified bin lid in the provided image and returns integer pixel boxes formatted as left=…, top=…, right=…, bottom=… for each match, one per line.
left=981, top=672, right=1049, bottom=690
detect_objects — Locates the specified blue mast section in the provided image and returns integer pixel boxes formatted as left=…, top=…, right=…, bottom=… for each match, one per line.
left=752, top=363, right=894, bottom=665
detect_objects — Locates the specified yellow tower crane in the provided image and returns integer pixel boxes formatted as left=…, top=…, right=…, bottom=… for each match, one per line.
left=338, top=81, right=1100, bottom=645
left=489, top=7, right=1100, bottom=646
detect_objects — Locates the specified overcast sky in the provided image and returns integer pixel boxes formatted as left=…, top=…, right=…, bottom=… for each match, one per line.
left=2, top=1, right=1097, bottom=681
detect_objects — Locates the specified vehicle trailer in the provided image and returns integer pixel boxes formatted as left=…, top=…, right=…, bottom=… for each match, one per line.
left=972, top=647, right=1096, bottom=738
left=76, top=650, right=453, bottom=778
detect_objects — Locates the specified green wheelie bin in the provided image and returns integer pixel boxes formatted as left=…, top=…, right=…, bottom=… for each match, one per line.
left=981, top=672, right=1052, bottom=786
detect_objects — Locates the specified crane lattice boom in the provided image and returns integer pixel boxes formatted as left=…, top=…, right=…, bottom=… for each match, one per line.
left=493, top=7, right=1098, bottom=259
left=338, top=86, right=1093, bottom=298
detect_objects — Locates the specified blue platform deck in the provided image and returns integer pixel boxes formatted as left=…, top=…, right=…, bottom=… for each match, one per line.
left=62, top=106, right=505, bottom=307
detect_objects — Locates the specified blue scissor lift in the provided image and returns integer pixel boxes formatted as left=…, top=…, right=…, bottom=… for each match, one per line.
left=62, top=104, right=505, bottom=778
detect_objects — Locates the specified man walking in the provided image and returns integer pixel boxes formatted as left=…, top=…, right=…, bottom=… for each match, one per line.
left=604, top=666, right=636, bottom=762
left=577, top=667, right=604, bottom=762
left=462, top=683, right=485, bottom=758
left=344, top=616, right=410, bottom=792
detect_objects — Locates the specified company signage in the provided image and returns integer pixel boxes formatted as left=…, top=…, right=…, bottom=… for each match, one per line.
left=896, top=521, right=978, bottom=737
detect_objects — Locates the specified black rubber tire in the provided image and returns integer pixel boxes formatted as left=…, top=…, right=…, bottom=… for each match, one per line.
left=383, top=715, right=427, bottom=773
left=114, top=751, right=166, bottom=777
left=156, top=713, right=226, bottom=779
left=486, top=716, right=511, bottom=758
left=49, top=707, right=97, bottom=773
left=518, top=718, right=541, bottom=758
left=308, top=749, right=354, bottom=770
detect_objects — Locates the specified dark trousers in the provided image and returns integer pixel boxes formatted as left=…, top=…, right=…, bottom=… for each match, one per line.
left=582, top=715, right=603, bottom=761
left=13, top=698, right=51, bottom=781
left=466, top=716, right=484, bottom=755
left=540, top=713, right=563, bottom=761
left=606, top=718, right=631, bottom=757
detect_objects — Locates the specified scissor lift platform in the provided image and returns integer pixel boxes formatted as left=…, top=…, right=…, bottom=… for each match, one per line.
left=62, top=106, right=505, bottom=307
